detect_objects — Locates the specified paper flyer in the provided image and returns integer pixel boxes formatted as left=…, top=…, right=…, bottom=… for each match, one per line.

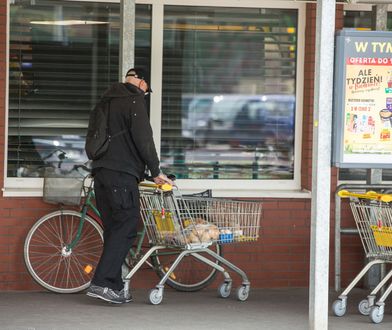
left=343, top=57, right=392, bottom=163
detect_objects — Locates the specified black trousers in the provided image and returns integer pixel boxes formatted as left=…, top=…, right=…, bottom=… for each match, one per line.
left=91, top=168, right=140, bottom=291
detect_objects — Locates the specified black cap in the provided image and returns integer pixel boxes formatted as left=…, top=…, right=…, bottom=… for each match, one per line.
left=125, top=68, right=152, bottom=93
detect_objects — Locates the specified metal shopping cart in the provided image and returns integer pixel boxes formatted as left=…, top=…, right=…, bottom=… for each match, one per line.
left=123, top=184, right=262, bottom=305
left=332, top=190, right=392, bottom=324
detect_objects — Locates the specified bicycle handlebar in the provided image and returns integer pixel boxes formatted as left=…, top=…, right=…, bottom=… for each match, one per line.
left=80, top=167, right=175, bottom=191
left=73, top=164, right=91, bottom=173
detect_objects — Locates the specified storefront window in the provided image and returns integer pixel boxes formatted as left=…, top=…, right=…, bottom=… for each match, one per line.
left=8, top=0, right=151, bottom=177
left=8, top=1, right=302, bottom=189
left=344, top=10, right=372, bottom=29
left=160, top=6, right=298, bottom=179
left=344, top=10, right=392, bottom=31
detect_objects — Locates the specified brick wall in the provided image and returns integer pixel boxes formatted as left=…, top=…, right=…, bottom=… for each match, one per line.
left=0, top=1, right=361, bottom=292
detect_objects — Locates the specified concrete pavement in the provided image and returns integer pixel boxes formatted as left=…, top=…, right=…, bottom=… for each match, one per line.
left=0, top=288, right=390, bottom=329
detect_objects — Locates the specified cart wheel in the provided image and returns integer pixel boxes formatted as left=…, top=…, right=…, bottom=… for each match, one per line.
left=236, top=286, right=249, bottom=302
left=149, top=288, right=163, bottom=305
left=369, top=306, right=384, bottom=324
left=218, top=282, right=232, bottom=298
left=332, top=299, right=346, bottom=317
left=358, top=299, right=371, bottom=316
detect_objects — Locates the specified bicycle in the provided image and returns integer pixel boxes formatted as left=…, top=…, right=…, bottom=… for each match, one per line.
left=23, top=166, right=222, bottom=293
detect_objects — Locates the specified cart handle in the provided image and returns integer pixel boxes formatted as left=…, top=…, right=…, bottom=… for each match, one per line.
left=139, top=182, right=173, bottom=192
left=338, top=189, right=392, bottom=203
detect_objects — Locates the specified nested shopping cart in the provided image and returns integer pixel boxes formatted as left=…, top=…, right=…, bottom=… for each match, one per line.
left=123, top=184, right=262, bottom=305
left=332, top=190, right=392, bottom=324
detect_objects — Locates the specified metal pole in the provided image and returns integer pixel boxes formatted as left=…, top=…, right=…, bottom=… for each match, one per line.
left=335, top=191, right=342, bottom=292
left=309, top=1, right=335, bottom=329
left=366, top=3, right=389, bottom=290
left=119, top=0, right=135, bottom=80
left=119, top=0, right=135, bottom=280
left=372, top=4, right=388, bottom=31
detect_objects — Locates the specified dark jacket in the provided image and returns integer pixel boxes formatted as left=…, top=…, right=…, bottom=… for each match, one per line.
left=91, top=82, right=160, bottom=180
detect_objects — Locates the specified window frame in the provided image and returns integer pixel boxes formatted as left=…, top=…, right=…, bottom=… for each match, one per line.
left=344, top=3, right=392, bottom=12
left=4, top=0, right=307, bottom=197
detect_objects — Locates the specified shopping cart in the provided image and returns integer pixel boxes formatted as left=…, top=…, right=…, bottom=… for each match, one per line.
left=332, top=190, right=392, bottom=324
left=123, top=184, right=262, bottom=305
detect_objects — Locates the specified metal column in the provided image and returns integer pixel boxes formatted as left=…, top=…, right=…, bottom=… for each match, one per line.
left=119, top=0, right=135, bottom=80
left=372, top=4, right=388, bottom=31
left=366, top=2, right=388, bottom=291
left=309, top=1, right=335, bottom=329
left=119, top=0, right=135, bottom=279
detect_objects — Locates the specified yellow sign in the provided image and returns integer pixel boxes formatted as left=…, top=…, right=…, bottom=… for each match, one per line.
left=371, top=225, right=392, bottom=247
left=343, top=60, right=392, bottom=162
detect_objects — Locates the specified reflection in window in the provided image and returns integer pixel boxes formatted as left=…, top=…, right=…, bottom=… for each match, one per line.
left=343, top=10, right=372, bottom=29
left=8, top=1, right=151, bottom=177
left=344, top=10, right=392, bottom=31
left=161, top=6, right=297, bottom=180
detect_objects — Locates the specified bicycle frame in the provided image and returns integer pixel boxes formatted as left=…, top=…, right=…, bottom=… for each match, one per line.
left=64, top=178, right=171, bottom=260
left=65, top=177, right=99, bottom=251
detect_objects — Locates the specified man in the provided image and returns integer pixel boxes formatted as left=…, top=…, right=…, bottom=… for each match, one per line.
left=86, top=68, right=173, bottom=304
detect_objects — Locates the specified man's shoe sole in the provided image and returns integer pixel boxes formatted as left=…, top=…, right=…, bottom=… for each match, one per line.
left=86, top=291, right=125, bottom=304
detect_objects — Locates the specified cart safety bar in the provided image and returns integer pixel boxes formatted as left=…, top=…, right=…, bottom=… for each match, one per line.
left=139, top=182, right=173, bottom=192
left=338, top=189, right=392, bottom=203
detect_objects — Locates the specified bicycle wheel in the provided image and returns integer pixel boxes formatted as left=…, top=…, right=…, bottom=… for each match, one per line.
left=24, top=210, right=103, bottom=293
left=150, top=243, right=223, bottom=292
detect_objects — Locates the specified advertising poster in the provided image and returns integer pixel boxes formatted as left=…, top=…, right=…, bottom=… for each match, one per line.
left=333, top=30, right=392, bottom=168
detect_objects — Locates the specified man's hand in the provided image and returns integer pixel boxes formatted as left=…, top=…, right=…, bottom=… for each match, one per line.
left=153, top=173, right=174, bottom=186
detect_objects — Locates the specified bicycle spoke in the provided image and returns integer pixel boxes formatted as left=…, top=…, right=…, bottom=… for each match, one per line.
left=46, top=216, right=64, bottom=246
left=76, top=227, right=100, bottom=246
left=30, top=253, right=59, bottom=269
left=24, top=211, right=103, bottom=293
left=38, top=255, right=64, bottom=285
left=33, top=228, right=62, bottom=251
left=69, top=253, right=88, bottom=280
left=66, top=257, right=75, bottom=289
left=51, top=256, right=64, bottom=288
left=28, top=241, right=61, bottom=250
left=151, top=244, right=222, bottom=291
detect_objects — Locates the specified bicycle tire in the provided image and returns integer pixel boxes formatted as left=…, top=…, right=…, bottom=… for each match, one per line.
left=24, top=210, right=103, bottom=293
left=150, top=243, right=223, bottom=292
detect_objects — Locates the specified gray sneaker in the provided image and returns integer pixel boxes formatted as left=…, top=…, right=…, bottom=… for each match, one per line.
left=86, top=284, right=126, bottom=304
left=119, top=288, right=133, bottom=303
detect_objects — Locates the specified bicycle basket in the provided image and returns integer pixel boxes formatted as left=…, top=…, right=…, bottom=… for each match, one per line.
left=43, top=168, right=84, bottom=206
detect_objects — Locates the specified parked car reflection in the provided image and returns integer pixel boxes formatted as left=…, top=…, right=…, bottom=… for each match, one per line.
left=181, top=94, right=295, bottom=149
